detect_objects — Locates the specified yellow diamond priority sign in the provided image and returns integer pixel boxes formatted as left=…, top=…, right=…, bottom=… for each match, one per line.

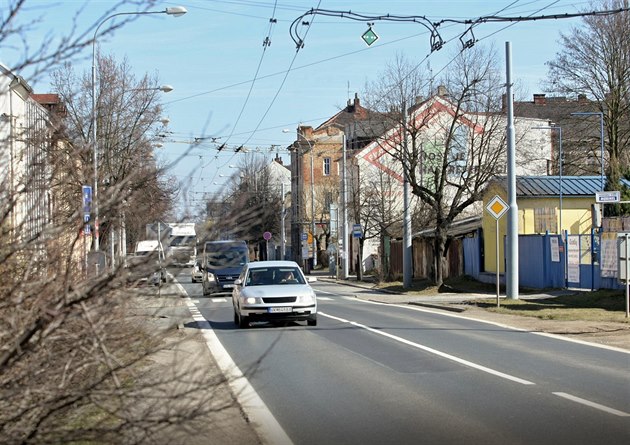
left=486, top=195, right=509, bottom=220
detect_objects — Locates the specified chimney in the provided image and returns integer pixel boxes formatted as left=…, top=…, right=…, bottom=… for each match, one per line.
left=299, top=125, right=313, bottom=140
left=577, top=93, right=588, bottom=102
left=533, top=94, right=546, bottom=105
left=274, top=154, right=283, bottom=166
left=353, top=92, right=360, bottom=109
left=437, top=85, right=448, bottom=97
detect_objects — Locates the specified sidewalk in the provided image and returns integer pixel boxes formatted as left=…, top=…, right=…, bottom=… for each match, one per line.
left=129, top=286, right=263, bottom=445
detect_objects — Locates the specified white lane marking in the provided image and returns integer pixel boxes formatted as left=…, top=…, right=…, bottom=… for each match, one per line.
left=319, top=311, right=535, bottom=386
left=211, top=297, right=227, bottom=303
left=353, top=298, right=630, bottom=355
left=315, top=289, right=335, bottom=295
left=174, top=283, right=293, bottom=445
left=553, top=392, right=630, bottom=417
left=317, top=297, right=332, bottom=301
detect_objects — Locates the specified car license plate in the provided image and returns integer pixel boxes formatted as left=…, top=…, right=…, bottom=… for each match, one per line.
left=268, top=307, right=292, bottom=313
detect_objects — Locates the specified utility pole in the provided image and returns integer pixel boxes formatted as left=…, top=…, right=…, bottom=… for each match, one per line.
left=281, top=182, right=286, bottom=260
left=505, top=41, right=519, bottom=300
left=402, top=100, right=412, bottom=288
left=342, top=133, right=349, bottom=279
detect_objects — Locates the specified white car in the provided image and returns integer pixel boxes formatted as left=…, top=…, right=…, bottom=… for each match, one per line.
left=232, top=261, right=317, bottom=328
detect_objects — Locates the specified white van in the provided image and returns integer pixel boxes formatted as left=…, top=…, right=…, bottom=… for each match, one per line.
left=134, top=240, right=170, bottom=284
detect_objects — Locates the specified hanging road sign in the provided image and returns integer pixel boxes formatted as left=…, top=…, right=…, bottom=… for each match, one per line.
left=486, top=195, right=509, bottom=220
left=352, top=223, right=363, bottom=238
left=361, top=27, right=379, bottom=46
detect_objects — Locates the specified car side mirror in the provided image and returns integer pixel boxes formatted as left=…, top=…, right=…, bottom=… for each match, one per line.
left=234, top=278, right=242, bottom=286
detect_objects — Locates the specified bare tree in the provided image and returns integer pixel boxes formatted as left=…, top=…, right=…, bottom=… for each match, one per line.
left=349, top=155, right=403, bottom=281
left=546, top=0, right=630, bottom=213
left=211, top=154, right=283, bottom=258
left=51, top=53, right=177, bottom=254
left=1, top=4, right=242, bottom=442
left=363, top=48, right=508, bottom=286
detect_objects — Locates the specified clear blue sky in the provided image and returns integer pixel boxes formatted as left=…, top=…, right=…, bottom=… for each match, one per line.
left=12, top=0, right=593, bottom=217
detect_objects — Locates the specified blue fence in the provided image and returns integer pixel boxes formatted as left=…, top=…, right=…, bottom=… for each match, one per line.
left=462, top=232, right=623, bottom=290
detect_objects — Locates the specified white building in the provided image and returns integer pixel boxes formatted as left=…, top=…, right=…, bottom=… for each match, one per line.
left=0, top=62, right=56, bottom=244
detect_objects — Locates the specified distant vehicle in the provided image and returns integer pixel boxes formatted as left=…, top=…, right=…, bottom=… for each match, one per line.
left=202, top=240, right=249, bottom=296
left=190, top=259, right=203, bottom=283
left=169, top=223, right=197, bottom=267
left=134, top=240, right=169, bottom=284
left=232, top=260, right=317, bottom=328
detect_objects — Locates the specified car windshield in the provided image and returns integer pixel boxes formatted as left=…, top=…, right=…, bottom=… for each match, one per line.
left=246, top=267, right=304, bottom=286
left=170, top=236, right=195, bottom=247
left=207, top=249, right=248, bottom=267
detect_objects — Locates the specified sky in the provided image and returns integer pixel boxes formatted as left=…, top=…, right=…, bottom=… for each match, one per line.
left=7, top=0, right=596, bottom=218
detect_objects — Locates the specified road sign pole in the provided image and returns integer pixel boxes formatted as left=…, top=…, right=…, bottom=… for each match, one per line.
left=496, top=218, right=500, bottom=308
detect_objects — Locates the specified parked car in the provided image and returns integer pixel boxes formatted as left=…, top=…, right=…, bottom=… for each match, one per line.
left=191, top=260, right=203, bottom=283
left=232, top=261, right=317, bottom=328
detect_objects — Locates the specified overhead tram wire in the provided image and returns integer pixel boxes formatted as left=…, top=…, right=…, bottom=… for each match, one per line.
left=197, top=1, right=280, bottom=188
left=235, top=0, right=324, bottom=152
left=195, top=0, right=323, bottom=203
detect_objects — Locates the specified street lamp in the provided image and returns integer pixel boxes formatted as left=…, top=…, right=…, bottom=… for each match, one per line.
left=283, top=128, right=317, bottom=270
left=533, top=125, right=563, bottom=235
left=91, top=6, right=187, bottom=252
left=570, top=111, right=605, bottom=191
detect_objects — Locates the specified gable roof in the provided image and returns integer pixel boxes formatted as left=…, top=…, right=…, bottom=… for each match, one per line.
left=355, top=94, right=485, bottom=182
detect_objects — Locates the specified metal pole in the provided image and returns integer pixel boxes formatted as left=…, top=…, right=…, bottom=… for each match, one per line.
left=281, top=182, right=286, bottom=260
left=342, top=133, right=349, bottom=279
left=311, top=152, right=317, bottom=268
left=598, top=112, right=604, bottom=192
left=403, top=178, right=412, bottom=288
left=402, top=100, right=412, bottom=289
left=505, top=42, right=519, bottom=300
left=92, top=36, right=99, bottom=252
left=496, top=219, right=500, bottom=308
left=559, top=126, right=563, bottom=240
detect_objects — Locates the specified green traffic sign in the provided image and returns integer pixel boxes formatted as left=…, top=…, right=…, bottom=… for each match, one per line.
left=361, top=28, right=379, bottom=46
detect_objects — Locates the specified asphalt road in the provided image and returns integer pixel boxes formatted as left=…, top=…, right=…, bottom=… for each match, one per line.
left=179, top=273, right=630, bottom=445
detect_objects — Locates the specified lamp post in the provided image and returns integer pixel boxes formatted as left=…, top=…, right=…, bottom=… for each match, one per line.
left=571, top=111, right=605, bottom=191
left=534, top=125, right=563, bottom=235
left=284, top=129, right=317, bottom=270
left=91, top=6, right=187, bottom=253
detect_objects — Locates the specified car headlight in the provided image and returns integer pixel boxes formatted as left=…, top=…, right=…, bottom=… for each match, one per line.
left=206, top=272, right=216, bottom=282
left=297, top=293, right=315, bottom=304
left=243, top=296, right=262, bottom=305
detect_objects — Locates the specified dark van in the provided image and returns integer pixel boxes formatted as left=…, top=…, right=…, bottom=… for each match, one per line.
left=202, top=240, right=249, bottom=296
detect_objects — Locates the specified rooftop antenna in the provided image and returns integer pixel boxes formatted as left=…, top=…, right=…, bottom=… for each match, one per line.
left=347, top=80, right=350, bottom=102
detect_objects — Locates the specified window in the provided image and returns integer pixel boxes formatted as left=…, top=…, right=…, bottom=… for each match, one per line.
left=323, top=157, right=331, bottom=176
left=534, top=207, right=558, bottom=233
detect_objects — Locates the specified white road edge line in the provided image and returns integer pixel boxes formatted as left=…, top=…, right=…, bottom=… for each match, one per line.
left=319, top=311, right=535, bottom=386
left=553, top=392, right=630, bottom=417
left=354, top=298, right=630, bottom=355
left=175, top=283, right=293, bottom=445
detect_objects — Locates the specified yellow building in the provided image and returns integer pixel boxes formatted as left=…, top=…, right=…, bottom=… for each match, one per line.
left=482, top=176, right=601, bottom=273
